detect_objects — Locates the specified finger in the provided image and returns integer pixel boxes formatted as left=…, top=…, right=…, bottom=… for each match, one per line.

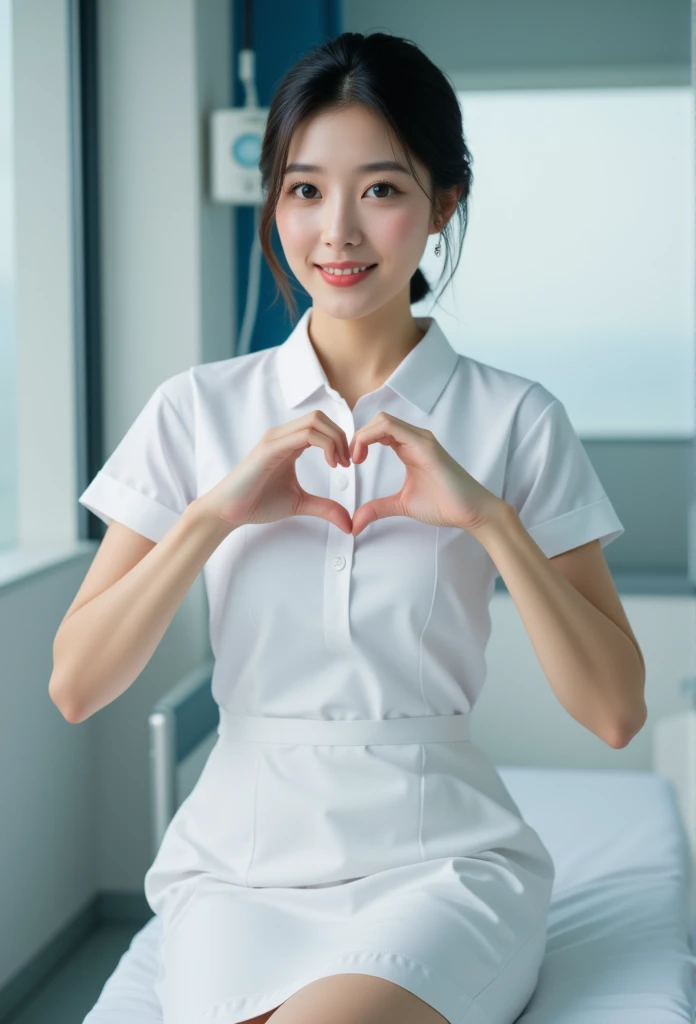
left=268, top=417, right=350, bottom=467
left=301, top=427, right=349, bottom=468
left=350, top=429, right=396, bottom=463
left=350, top=416, right=422, bottom=460
left=307, top=411, right=351, bottom=465
left=298, top=492, right=353, bottom=534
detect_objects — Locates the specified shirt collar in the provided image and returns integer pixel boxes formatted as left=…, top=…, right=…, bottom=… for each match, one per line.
left=275, top=307, right=459, bottom=415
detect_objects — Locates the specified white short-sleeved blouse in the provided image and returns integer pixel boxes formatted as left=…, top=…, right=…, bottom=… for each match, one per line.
left=79, top=306, right=624, bottom=721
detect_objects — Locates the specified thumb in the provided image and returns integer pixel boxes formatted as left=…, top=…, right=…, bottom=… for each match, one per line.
left=297, top=491, right=353, bottom=534
left=352, top=495, right=401, bottom=536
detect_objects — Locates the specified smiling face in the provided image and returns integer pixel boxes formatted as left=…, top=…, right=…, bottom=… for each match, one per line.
left=274, top=104, right=441, bottom=317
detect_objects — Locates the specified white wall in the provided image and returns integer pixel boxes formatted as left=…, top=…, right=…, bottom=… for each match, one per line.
left=478, top=596, right=694, bottom=767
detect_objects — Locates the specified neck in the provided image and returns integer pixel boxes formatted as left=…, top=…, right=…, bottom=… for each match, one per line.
left=307, top=303, right=427, bottom=395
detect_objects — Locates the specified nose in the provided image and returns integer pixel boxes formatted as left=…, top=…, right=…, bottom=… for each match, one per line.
left=319, top=198, right=364, bottom=251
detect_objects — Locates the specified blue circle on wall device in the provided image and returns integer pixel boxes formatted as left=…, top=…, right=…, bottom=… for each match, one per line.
left=232, top=133, right=262, bottom=167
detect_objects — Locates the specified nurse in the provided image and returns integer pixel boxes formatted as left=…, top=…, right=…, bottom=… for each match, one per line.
left=66, top=29, right=643, bottom=1024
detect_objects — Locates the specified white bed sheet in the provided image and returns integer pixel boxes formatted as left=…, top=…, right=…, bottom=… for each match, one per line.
left=83, top=767, right=696, bottom=1024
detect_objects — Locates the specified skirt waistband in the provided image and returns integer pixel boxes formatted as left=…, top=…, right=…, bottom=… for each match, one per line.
left=217, top=709, right=471, bottom=746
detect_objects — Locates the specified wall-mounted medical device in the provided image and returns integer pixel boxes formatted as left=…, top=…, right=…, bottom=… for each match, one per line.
left=208, top=29, right=267, bottom=356
left=210, top=106, right=268, bottom=204
left=209, top=49, right=268, bottom=205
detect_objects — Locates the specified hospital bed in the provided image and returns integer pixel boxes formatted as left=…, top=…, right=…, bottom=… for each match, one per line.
left=83, top=661, right=696, bottom=1023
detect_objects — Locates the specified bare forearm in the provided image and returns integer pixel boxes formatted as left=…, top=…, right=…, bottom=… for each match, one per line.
left=50, top=501, right=234, bottom=723
left=471, top=503, right=646, bottom=747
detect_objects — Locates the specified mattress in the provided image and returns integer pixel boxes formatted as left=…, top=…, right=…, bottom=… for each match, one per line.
left=83, top=766, right=696, bottom=1024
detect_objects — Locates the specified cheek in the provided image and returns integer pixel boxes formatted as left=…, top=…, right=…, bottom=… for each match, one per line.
left=275, top=208, right=317, bottom=276
left=378, top=210, right=423, bottom=254
left=275, top=206, right=309, bottom=250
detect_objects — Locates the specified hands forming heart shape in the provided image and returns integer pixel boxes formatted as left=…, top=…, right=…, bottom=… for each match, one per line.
left=202, top=409, right=508, bottom=540
left=347, top=411, right=505, bottom=539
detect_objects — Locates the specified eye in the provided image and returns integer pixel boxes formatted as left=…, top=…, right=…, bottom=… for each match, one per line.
left=286, top=180, right=400, bottom=201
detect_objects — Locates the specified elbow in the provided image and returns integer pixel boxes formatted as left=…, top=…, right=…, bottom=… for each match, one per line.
left=48, top=675, right=84, bottom=725
left=607, top=656, right=648, bottom=749
left=607, top=703, right=648, bottom=749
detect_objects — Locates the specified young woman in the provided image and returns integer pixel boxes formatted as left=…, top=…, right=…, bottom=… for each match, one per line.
left=67, top=30, right=634, bottom=1024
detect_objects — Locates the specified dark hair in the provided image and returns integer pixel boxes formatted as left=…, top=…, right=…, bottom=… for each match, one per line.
left=258, top=31, right=474, bottom=323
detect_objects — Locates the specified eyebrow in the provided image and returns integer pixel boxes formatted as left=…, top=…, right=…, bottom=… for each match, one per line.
left=283, top=160, right=411, bottom=177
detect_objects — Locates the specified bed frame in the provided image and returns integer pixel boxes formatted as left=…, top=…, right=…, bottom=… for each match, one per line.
left=148, top=659, right=219, bottom=859
left=654, top=676, right=696, bottom=924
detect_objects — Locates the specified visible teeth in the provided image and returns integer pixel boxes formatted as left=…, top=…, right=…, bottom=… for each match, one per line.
left=321, top=265, right=372, bottom=275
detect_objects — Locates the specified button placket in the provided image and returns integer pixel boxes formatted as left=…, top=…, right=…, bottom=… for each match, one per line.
left=323, top=411, right=357, bottom=655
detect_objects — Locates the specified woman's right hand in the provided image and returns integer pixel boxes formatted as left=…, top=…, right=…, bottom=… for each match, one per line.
left=197, top=410, right=354, bottom=535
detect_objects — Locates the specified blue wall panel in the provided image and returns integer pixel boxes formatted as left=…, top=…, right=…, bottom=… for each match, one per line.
left=232, top=0, right=342, bottom=353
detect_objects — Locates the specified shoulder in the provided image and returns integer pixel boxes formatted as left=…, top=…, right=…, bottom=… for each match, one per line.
left=157, top=346, right=278, bottom=422
left=451, top=351, right=558, bottom=436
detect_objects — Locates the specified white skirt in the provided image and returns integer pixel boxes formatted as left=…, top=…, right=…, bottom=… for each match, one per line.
left=144, top=710, right=555, bottom=1024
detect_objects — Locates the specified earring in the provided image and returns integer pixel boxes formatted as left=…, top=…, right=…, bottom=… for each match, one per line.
left=434, top=232, right=442, bottom=257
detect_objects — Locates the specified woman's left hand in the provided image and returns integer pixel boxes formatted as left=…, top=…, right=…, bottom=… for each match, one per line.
left=348, top=412, right=506, bottom=538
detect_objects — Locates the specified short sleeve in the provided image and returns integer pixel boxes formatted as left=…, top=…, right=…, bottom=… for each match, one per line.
left=78, top=377, right=196, bottom=543
left=502, top=388, right=624, bottom=563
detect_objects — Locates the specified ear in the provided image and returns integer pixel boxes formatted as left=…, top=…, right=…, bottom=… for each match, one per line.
left=432, top=184, right=463, bottom=233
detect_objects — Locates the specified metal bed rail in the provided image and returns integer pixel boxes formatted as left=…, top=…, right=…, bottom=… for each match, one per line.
left=147, top=659, right=218, bottom=859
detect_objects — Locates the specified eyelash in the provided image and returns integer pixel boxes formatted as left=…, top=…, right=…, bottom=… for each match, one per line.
left=286, top=179, right=401, bottom=200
